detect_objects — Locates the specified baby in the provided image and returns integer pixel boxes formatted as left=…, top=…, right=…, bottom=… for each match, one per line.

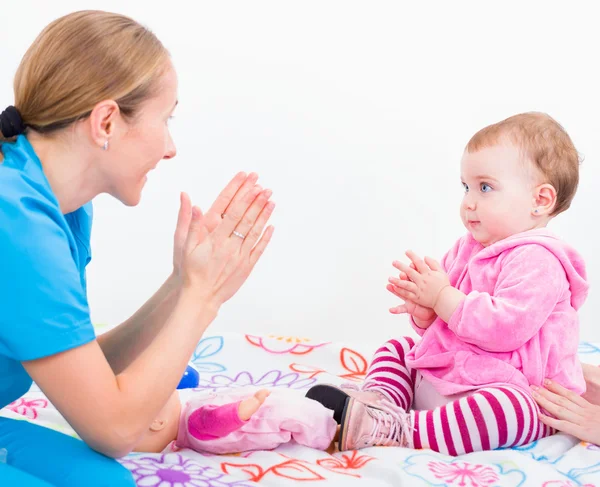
left=307, top=112, right=588, bottom=455
left=133, top=388, right=336, bottom=454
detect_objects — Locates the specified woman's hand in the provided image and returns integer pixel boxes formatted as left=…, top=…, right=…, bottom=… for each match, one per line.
left=172, top=172, right=255, bottom=279
left=582, top=363, right=600, bottom=405
left=181, top=174, right=275, bottom=307
left=532, top=379, right=600, bottom=445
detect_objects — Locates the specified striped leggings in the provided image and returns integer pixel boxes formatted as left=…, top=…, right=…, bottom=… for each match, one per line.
left=362, top=337, right=553, bottom=455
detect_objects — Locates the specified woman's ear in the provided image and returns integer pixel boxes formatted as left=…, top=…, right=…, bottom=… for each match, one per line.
left=88, top=100, right=120, bottom=149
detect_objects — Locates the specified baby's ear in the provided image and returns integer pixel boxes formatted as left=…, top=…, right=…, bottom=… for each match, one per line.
left=533, top=183, right=557, bottom=216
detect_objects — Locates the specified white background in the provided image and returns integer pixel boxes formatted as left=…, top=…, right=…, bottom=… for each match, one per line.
left=2, top=1, right=599, bottom=344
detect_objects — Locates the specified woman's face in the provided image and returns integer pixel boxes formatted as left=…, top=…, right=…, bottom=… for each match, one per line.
left=102, top=63, right=179, bottom=206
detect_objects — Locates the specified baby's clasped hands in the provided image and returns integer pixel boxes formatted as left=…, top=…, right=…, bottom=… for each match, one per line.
left=390, top=250, right=451, bottom=309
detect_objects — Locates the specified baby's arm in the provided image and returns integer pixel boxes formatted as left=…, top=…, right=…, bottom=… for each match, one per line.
left=189, top=389, right=270, bottom=441
left=440, top=246, right=566, bottom=353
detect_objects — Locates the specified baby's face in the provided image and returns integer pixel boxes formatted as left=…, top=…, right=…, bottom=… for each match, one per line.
left=460, top=142, right=542, bottom=247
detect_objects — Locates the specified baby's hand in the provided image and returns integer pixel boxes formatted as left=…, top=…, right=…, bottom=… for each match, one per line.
left=386, top=286, right=436, bottom=321
left=238, top=389, right=271, bottom=421
left=387, top=259, right=437, bottom=328
left=391, top=251, right=450, bottom=309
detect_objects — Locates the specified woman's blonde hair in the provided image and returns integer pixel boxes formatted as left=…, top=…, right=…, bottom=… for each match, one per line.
left=0, top=10, right=170, bottom=159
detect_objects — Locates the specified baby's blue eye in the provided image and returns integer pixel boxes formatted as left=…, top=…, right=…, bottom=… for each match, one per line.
left=462, top=182, right=469, bottom=193
left=481, top=183, right=492, bottom=193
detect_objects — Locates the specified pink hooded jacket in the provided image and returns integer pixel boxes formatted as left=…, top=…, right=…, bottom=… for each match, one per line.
left=405, top=229, right=588, bottom=396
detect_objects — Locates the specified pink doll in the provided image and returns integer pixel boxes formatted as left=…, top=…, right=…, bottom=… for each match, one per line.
left=134, top=388, right=336, bottom=454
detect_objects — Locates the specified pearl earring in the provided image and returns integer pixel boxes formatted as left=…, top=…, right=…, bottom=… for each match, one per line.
left=102, top=140, right=109, bottom=151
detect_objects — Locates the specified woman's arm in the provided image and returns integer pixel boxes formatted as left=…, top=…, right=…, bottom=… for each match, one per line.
left=24, top=287, right=217, bottom=458
left=98, top=175, right=254, bottom=374
left=97, top=272, right=181, bottom=374
left=24, top=181, right=275, bottom=458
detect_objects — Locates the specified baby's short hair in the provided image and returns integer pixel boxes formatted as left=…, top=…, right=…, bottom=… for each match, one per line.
left=466, top=112, right=580, bottom=216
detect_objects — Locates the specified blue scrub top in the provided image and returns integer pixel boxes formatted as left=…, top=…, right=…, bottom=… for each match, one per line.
left=0, top=135, right=95, bottom=408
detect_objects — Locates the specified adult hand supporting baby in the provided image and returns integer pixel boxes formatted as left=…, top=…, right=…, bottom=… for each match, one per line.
left=532, top=379, right=600, bottom=445
left=581, top=363, right=600, bottom=405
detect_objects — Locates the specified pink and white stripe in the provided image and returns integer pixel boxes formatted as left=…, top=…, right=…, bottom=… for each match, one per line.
left=411, top=386, right=551, bottom=454
left=363, top=337, right=553, bottom=455
left=363, top=337, right=417, bottom=410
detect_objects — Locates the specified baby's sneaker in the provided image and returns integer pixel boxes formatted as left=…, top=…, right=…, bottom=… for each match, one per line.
left=305, top=384, right=387, bottom=423
left=338, top=398, right=411, bottom=451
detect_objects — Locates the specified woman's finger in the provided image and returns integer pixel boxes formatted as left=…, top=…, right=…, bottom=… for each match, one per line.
left=543, top=379, right=591, bottom=409
left=232, top=189, right=273, bottom=245
left=243, top=200, right=276, bottom=252
left=173, top=192, right=193, bottom=270
left=405, top=250, right=429, bottom=274
left=538, top=413, right=584, bottom=438
left=185, top=206, right=209, bottom=251
left=249, top=225, right=275, bottom=268
left=532, top=387, right=585, bottom=423
left=207, top=172, right=251, bottom=219
left=217, top=173, right=258, bottom=220
left=174, top=192, right=192, bottom=240
left=215, top=184, right=263, bottom=241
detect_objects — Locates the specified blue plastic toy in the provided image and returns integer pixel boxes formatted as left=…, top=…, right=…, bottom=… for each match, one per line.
left=177, top=364, right=200, bottom=389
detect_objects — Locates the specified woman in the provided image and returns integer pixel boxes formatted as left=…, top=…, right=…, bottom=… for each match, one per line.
left=0, top=10, right=275, bottom=486
left=533, top=363, right=600, bottom=445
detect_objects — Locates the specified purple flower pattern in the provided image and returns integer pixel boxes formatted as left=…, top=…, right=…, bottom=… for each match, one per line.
left=194, top=370, right=317, bottom=393
left=120, top=453, right=254, bottom=487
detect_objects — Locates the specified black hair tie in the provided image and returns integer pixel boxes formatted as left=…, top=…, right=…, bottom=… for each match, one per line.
left=0, top=106, right=26, bottom=137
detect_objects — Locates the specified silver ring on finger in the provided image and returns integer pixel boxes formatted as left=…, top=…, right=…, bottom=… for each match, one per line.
left=232, top=230, right=246, bottom=239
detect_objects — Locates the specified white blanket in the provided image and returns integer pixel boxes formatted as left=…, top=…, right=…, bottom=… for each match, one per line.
left=3, top=332, right=600, bottom=486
